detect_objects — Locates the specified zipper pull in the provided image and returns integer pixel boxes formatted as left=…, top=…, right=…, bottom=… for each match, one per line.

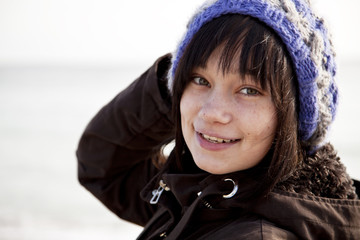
left=150, top=180, right=169, bottom=204
left=150, top=185, right=164, bottom=204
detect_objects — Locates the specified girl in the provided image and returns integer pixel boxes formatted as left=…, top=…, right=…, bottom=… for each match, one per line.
left=77, top=0, right=360, bottom=239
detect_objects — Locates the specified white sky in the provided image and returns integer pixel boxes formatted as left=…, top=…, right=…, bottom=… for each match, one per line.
left=0, top=0, right=359, bottom=66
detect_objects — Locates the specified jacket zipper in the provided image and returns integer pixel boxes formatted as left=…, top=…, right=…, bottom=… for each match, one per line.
left=201, top=199, right=213, bottom=209
left=197, top=191, right=213, bottom=209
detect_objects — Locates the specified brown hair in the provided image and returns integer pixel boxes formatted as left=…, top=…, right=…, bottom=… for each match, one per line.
left=170, top=14, right=303, bottom=199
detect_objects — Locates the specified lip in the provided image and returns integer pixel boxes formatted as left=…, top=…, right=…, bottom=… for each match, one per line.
left=196, top=131, right=240, bottom=151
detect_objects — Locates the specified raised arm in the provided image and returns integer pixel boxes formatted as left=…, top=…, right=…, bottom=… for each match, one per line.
left=76, top=54, right=174, bottom=226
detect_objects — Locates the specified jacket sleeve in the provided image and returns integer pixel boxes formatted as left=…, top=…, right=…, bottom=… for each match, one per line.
left=76, top=54, right=175, bottom=226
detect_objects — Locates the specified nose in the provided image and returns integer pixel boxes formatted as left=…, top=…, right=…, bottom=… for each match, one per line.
left=199, top=91, right=233, bottom=124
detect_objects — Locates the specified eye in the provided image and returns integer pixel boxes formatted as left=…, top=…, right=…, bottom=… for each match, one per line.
left=192, top=77, right=210, bottom=87
left=239, top=87, right=260, bottom=96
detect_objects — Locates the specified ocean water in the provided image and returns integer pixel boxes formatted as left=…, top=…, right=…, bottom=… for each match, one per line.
left=0, top=59, right=359, bottom=239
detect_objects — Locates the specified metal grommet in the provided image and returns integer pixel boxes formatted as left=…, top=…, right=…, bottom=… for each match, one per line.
left=222, top=178, right=238, bottom=199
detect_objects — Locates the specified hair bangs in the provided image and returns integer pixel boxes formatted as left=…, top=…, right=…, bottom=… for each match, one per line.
left=180, top=14, right=287, bottom=92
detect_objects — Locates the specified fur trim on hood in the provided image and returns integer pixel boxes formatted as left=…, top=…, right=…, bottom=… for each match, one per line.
left=276, top=143, right=357, bottom=199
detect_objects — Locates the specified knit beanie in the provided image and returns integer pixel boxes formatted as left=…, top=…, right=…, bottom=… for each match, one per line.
left=168, top=0, right=338, bottom=150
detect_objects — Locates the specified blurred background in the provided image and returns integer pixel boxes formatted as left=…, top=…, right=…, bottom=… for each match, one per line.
left=0, top=0, right=359, bottom=239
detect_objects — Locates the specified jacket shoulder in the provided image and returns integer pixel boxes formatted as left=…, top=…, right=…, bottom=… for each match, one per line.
left=253, top=190, right=360, bottom=239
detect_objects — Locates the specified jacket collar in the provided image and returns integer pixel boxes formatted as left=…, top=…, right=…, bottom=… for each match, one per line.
left=142, top=169, right=360, bottom=239
left=141, top=169, right=259, bottom=209
left=140, top=147, right=360, bottom=239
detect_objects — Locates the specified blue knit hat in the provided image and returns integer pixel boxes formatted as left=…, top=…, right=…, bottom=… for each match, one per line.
left=168, top=0, right=338, bottom=149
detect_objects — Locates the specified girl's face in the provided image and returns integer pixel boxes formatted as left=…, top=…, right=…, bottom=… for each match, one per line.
left=180, top=48, right=278, bottom=174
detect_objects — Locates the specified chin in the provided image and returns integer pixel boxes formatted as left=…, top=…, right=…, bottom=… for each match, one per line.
left=193, top=154, right=263, bottom=175
left=193, top=159, right=230, bottom=175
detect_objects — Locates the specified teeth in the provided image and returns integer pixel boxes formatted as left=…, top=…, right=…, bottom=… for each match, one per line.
left=202, top=134, right=236, bottom=143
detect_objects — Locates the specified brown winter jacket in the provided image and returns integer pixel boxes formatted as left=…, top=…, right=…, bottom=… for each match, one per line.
left=77, top=54, right=360, bottom=239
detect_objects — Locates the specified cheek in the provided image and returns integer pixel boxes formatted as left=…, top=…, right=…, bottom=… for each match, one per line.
left=263, top=104, right=278, bottom=133
left=257, top=106, right=278, bottom=142
left=180, top=87, right=202, bottom=117
left=241, top=103, right=278, bottom=139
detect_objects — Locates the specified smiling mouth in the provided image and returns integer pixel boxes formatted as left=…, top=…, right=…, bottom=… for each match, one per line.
left=199, top=133, right=240, bottom=144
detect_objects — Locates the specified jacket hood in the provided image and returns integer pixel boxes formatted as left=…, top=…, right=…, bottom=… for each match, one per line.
left=276, top=143, right=357, bottom=199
